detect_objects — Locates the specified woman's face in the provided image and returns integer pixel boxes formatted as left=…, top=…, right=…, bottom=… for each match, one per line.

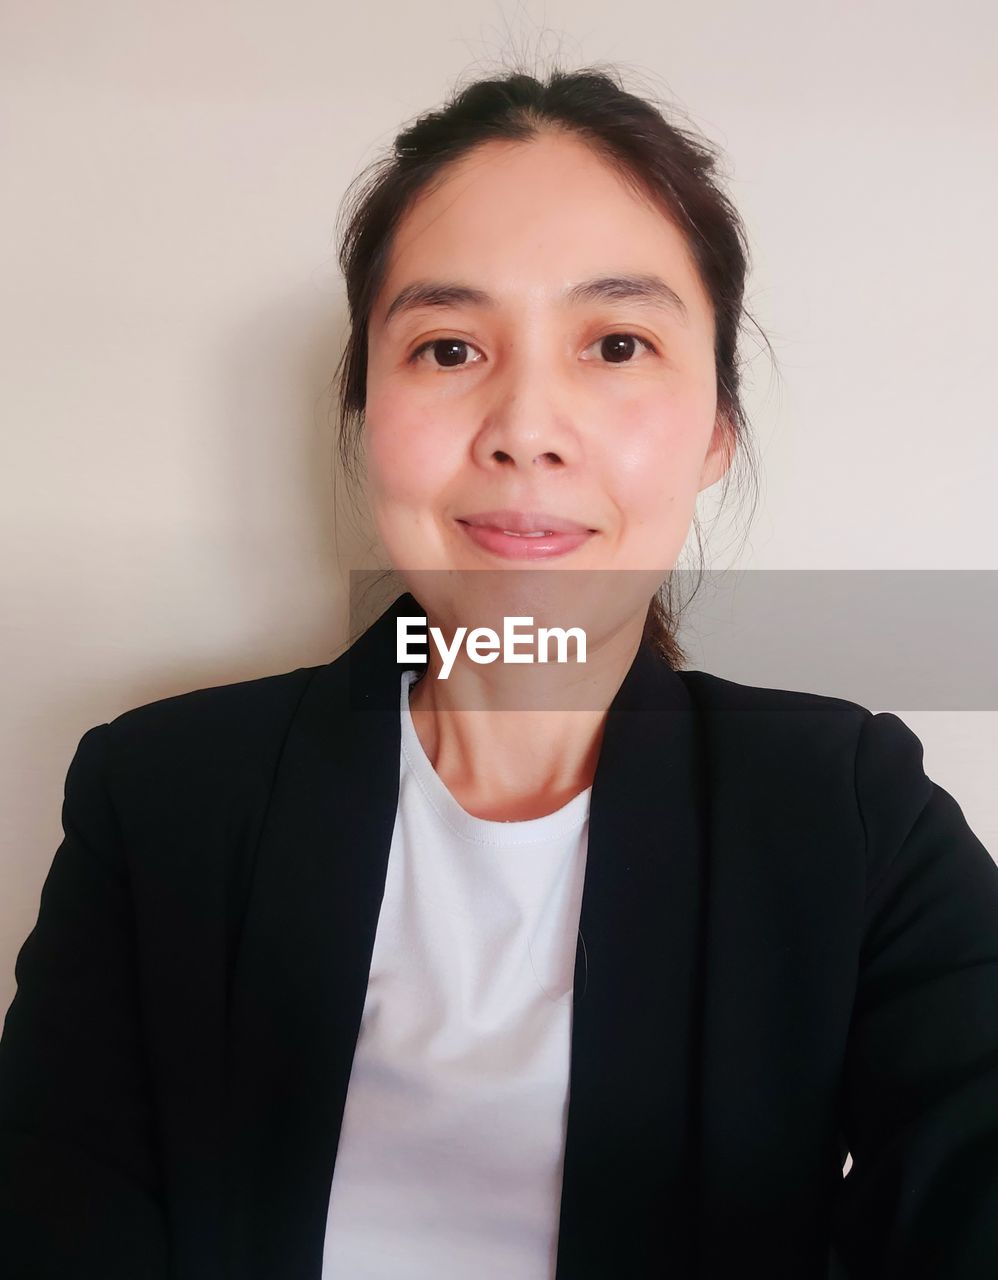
left=363, top=130, right=730, bottom=636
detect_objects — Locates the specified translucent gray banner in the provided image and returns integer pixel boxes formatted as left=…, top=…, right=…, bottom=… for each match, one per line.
left=348, top=568, right=998, bottom=711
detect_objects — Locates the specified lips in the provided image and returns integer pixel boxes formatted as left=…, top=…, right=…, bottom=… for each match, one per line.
left=454, top=509, right=598, bottom=560
left=456, top=509, right=596, bottom=535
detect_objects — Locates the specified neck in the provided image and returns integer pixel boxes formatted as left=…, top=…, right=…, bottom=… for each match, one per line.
left=405, top=617, right=644, bottom=821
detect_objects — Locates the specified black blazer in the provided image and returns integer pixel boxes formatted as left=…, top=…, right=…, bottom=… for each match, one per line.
left=2, top=589, right=997, bottom=1280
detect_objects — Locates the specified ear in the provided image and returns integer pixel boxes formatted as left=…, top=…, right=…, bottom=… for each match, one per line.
left=698, top=408, right=735, bottom=492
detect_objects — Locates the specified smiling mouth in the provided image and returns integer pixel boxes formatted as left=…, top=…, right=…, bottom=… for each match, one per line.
left=454, top=519, right=596, bottom=560
left=487, top=528, right=553, bottom=537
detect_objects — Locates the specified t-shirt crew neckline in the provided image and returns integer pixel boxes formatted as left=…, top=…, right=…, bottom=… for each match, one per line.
left=399, top=668, right=592, bottom=849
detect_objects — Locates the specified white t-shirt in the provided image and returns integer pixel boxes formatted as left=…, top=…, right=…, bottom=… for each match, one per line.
left=321, top=668, right=592, bottom=1279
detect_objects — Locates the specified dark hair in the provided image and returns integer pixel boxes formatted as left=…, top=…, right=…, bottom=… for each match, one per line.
left=332, top=62, right=768, bottom=669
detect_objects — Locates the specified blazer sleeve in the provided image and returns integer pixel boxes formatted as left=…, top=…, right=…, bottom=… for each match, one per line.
left=830, top=710, right=998, bottom=1279
left=0, top=723, right=169, bottom=1279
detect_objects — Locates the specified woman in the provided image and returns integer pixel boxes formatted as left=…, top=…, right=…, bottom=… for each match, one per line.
left=1, top=66, right=996, bottom=1280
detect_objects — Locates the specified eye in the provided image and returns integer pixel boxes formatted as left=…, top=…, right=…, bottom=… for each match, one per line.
left=583, top=332, right=658, bottom=364
left=406, top=330, right=658, bottom=370
left=407, top=337, right=486, bottom=370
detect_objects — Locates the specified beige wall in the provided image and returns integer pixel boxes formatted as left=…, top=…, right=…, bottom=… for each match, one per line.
left=2, top=0, right=996, bottom=1011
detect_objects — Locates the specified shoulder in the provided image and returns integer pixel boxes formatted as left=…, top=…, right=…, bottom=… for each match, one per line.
left=678, top=661, right=931, bottom=781
left=678, top=665, right=867, bottom=719
left=95, top=662, right=326, bottom=821
left=676, top=665, right=872, bottom=759
left=106, top=662, right=322, bottom=750
left=678, top=666, right=938, bottom=888
left=676, top=665, right=918, bottom=753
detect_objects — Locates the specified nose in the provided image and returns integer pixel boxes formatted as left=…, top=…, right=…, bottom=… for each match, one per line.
left=470, top=350, right=580, bottom=472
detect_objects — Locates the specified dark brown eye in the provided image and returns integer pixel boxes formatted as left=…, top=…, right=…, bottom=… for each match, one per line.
left=599, top=333, right=648, bottom=363
left=409, top=338, right=484, bottom=368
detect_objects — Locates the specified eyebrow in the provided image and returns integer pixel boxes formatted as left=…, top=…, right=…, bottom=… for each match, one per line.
left=380, top=273, right=690, bottom=329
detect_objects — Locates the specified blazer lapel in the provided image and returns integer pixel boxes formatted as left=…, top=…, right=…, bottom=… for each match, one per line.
left=554, top=626, right=708, bottom=1278
left=223, top=597, right=411, bottom=1278
left=224, top=591, right=709, bottom=1279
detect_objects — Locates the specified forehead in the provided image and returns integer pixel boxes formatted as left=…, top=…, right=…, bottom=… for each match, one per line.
left=372, top=132, right=712, bottom=330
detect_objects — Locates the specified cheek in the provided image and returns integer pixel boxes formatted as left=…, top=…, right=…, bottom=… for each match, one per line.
left=364, top=386, right=458, bottom=507
left=602, top=392, right=711, bottom=525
